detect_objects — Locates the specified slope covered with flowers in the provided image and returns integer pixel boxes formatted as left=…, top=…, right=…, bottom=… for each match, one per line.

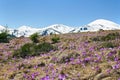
left=0, top=30, right=120, bottom=80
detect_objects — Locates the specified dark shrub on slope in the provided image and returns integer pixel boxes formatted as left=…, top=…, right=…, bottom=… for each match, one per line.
left=34, top=42, right=55, bottom=54
left=13, top=43, right=35, bottom=58
left=13, top=42, right=56, bottom=58
left=30, top=33, right=39, bottom=43
left=51, top=36, right=60, bottom=43
left=0, top=30, right=10, bottom=43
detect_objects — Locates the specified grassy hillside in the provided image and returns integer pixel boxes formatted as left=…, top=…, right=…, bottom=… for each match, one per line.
left=0, top=30, right=120, bottom=80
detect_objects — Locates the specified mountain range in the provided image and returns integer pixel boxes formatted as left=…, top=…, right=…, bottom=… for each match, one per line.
left=0, top=19, right=120, bottom=37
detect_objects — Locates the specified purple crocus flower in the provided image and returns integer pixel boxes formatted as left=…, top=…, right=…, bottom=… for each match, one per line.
left=118, top=78, right=120, bottom=80
left=89, top=47, right=95, bottom=51
left=106, top=69, right=111, bottom=74
left=70, top=57, right=74, bottom=61
left=41, top=75, right=50, bottom=80
left=112, top=64, right=119, bottom=69
left=58, top=74, right=66, bottom=80
left=31, top=74, right=35, bottom=79
left=82, top=52, right=86, bottom=56
left=114, top=57, right=119, bottom=61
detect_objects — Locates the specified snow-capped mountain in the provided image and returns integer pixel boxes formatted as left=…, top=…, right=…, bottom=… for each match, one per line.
left=7, top=24, right=74, bottom=37
left=15, top=26, right=41, bottom=37
left=45, top=24, right=74, bottom=33
left=40, top=24, right=74, bottom=36
left=72, top=19, right=120, bottom=32
left=87, top=19, right=120, bottom=31
left=0, top=19, right=120, bottom=37
left=0, top=25, right=6, bottom=31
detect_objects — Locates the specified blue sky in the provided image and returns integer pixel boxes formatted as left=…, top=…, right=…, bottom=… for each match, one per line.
left=0, top=0, right=120, bottom=28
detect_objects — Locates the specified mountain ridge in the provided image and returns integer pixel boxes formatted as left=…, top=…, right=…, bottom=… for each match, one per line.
left=0, top=19, right=120, bottom=37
